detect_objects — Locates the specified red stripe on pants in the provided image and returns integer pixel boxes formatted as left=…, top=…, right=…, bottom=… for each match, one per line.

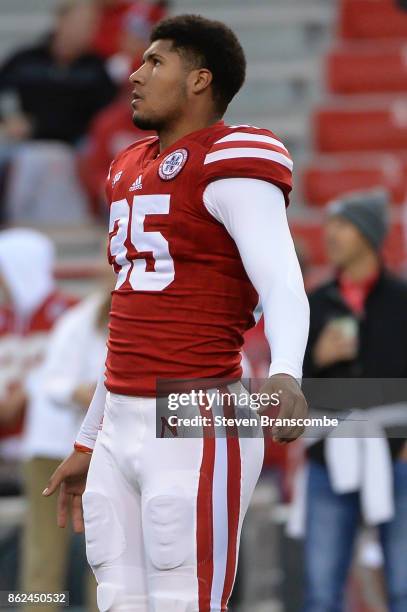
left=221, top=389, right=242, bottom=610
left=197, top=402, right=215, bottom=611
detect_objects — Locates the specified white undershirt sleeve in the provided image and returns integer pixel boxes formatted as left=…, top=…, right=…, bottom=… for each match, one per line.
left=203, top=178, right=309, bottom=380
left=74, top=368, right=106, bottom=450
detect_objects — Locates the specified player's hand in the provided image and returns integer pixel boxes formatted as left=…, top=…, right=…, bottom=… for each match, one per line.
left=313, top=321, right=357, bottom=368
left=259, top=373, right=308, bottom=443
left=42, top=450, right=92, bottom=533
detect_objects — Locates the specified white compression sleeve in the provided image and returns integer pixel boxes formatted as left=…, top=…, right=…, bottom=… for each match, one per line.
left=75, top=369, right=107, bottom=450
left=203, top=178, right=309, bottom=380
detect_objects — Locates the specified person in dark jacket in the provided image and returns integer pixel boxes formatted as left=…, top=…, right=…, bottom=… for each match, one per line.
left=302, top=189, right=407, bottom=612
left=0, top=0, right=118, bottom=223
left=0, top=0, right=117, bottom=145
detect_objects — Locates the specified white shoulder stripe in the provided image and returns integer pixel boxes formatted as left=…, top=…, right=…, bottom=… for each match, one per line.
left=230, top=124, right=261, bottom=129
left=214, top=132, right=288, bottom=152
left=204, top=147, right=293, bottom=171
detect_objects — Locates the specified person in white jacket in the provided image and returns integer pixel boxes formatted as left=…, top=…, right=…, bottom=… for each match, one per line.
left=21, top=289, right=111, bottom=612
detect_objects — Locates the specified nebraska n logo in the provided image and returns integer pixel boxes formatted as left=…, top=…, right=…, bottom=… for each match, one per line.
left=129, top=175, right=143, bottom=192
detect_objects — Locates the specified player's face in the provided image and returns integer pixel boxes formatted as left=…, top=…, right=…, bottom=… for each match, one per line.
left=325, top=216, right=371, bottom=268
left=129, top=40, right=190, bottom=131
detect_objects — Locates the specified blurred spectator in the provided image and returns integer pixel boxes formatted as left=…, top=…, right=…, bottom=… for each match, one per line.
left=301, top=189, right=407, bottom=612
left=106, top=2, right=167, bottom=84
left=0, top=0, right=118, bottom=224
left=0, top=229, right=76, bottom=492
left=20, top=283, right=111, bottom=611
left=0, top=0, right=116, bottom=145
left=92, top=0, right=168, bottom=60
left=77, top=96, right=146, bottom=215
left=5, top=142, right=91, bottom=224
left=92, top=0, right=137, bottom=60
left=78, top=2, right=164, bottom=214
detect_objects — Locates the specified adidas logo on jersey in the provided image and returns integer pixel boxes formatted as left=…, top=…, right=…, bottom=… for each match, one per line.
left=129, top=175, right=143, bottom=191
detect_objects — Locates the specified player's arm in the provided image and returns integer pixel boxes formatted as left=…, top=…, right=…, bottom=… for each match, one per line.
left=74, top=369, right=107, bottom=452
left=204, top=177, right=310, bottom=442
left=42, top=369, right=106, bottom=531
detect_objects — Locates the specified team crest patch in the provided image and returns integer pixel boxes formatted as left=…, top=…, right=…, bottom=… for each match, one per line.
left=158, top=148, right=188, bottom=181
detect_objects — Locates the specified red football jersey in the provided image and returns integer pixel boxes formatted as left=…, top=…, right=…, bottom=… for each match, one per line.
left=0, top=291, right=77, bottom=440
left=105, top=121, right=293, bottom=396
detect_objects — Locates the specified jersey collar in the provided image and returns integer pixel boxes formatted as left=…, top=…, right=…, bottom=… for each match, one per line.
left=153, top=120, right=225, bottom=159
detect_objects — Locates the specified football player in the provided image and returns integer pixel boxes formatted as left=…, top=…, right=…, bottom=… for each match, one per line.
left=44, top=15, right=310, bottom=612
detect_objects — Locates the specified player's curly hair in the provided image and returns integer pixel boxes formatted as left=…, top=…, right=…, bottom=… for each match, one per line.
left=150, top=14, right=246, bottom=115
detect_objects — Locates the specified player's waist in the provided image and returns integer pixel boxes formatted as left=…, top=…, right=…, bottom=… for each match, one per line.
left=104, top=392, right=157, bottom=432
left=109, top=291, right=256, bottom=326
left=104, top=363, right=243, bottom=398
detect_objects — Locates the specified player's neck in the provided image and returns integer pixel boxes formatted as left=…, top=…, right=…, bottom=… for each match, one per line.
left=158, top=114, right=221, bottom=153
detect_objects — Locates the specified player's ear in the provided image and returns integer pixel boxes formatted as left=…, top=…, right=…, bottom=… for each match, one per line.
left=189, top=68, right=213, bottom=96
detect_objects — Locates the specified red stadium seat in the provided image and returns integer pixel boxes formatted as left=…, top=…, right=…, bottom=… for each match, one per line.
left=314, top=100, right=407, bottom=153
left=383, top=222, right=407, bottom=269
left=396, top=151, right=407, bottom=180
left=302, top=154, right=406, bottom=206
left=291, top=223, right=326, bottom=266
left=326, top=44, right=407, bottom=95
left=340, top=0, right=407, bottom=40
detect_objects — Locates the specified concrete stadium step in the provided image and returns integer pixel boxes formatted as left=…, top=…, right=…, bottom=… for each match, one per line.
left=171, top=5, right=334, bottom=61
left=43, top=224, right=106, bottom=259
left=231, top=60, right=322, bottom=114
left=0, top=14, right=52, bottom=59
left=230, top=23, right=330, bottom=62
left=224, top=111, right=309, bottom=155
left=0, top=3, right=335, bottom=62
left=171, top=4, right=335, bottom=27
left=0, top=13, right=51, bottom=28
left=250, top=59, right=320, bottom=82
left=1, top=0, right=59, bottom=12
left=41, top=224, right=107, bottom=297
left=231, top=84, right=318, bottom=116
left=173, top=0, right=333, bottom=11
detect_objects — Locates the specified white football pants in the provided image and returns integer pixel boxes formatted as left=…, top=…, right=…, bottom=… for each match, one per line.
left=83, top=392, right=264, bottom=612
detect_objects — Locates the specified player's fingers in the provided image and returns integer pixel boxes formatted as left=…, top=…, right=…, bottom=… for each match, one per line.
left=57, top=483, right=69, bottom=529
left=280, top=424, right=301, bottom=442
left=272, top=398, right=295, bottom=442
left=274, top=393, right=308, bottom=442
left=284, top=397, right=308, bottom=442
left=42, top=465, right=65, bottom=497
left=281, top=423, right=306, bottom=443
left=71, top=494, right=85, bottom=533
left=278, top=421, right=305, bottom=443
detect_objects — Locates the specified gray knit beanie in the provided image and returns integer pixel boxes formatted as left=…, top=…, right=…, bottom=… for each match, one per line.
left=327, top=188, right=389, bottom=251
